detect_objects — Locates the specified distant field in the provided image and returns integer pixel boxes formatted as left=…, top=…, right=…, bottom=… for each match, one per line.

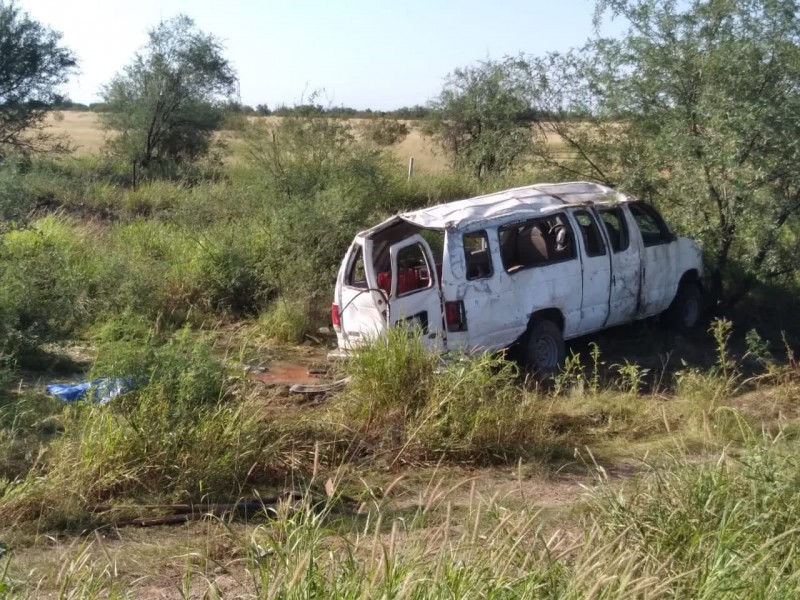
left=43, top=111, right=453, bottom=173
left=43, top=111, right=572, bottom=174
left=43, top=111, right=108, bottom=156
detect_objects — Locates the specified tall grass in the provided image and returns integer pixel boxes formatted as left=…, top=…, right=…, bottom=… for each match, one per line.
left=343, top=329, right=558, bottom=462
left=7, top=439, right=800, bottom=597
left=206, top=439, right=800, bottom=598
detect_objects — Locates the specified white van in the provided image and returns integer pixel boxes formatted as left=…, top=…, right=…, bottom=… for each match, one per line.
left=331, top=182, right=703, bottom=371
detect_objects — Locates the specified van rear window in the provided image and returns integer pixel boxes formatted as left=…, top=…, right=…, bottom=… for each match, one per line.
left=345, top=245, right=367, bottom=288
left=498, top=214, right=575, bottom=273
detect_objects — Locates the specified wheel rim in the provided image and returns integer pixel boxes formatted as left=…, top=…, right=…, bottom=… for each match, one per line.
left=534, top=335, right=559, bottom=370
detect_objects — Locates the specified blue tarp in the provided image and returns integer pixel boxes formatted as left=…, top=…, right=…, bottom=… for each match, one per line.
left=46, top=377, right=136, bottom=405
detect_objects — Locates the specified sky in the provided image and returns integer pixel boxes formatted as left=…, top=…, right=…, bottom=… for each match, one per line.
left=18, top=0, right=622, bottom=111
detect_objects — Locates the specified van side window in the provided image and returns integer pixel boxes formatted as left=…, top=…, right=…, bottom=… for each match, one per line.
left=573, top=210, right=607, bottom=257
left=598, top=207, right=629, bottom=252
left=463, top=231, right=493, bottom=280
left=499, top=213, right=575, bottom=273
left=629, top=202, right=674, bottom=247
left=345, top=245, right=367, bottom=288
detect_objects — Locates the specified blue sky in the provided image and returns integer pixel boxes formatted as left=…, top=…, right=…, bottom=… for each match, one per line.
left=19, top=0, right=621, bottom=110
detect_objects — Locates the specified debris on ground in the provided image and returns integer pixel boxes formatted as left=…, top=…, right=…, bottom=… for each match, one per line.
left=45, top=377, right=137, bottom=404
left=289, top=377, right=351, bottom=395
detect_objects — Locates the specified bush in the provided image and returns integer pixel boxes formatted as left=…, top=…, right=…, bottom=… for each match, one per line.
left=362, top=118, right=409, bottom=146
left=0, top=216, right=95, bottom=357
left=259, top=301, right=309, bottom=344
left=0, top=157, right=35, bottom=225
left=195, top=224, right=276, bottom=315
left=90, top=323, right=225, bottom=407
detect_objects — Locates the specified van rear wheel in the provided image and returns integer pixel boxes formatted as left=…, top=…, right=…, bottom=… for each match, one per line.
left=523, top=320, right=565, bottom=374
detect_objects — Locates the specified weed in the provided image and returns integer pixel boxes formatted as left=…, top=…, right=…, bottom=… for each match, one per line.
left=613, top=360, right=650, bottom=396
left=0, top=327, right=287, bottom=527
left=344, top=331, right=557, bottom=463
left=344, top=326, right=438, bottom=427
left=586, top=440, right=800, bottom=597
left=259, top=301, right=309, bottom=344
left=552, top=351, right=585, bottom=397
left=588, top=342, right=603, bottom=395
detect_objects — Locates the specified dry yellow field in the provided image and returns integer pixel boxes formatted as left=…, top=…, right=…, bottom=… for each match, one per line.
left=43, top=111, right=570, bottom=174
left=43, top=111, right=107, bottom=156
left=43, top=111, right=452, bottom=172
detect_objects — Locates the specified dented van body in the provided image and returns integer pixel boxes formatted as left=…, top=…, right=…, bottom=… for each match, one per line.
left=331, top=182, right=704, bottom=371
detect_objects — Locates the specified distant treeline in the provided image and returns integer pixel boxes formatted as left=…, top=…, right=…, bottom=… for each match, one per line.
left=53, top=99, right=434, bottom=119
left=51, top=99, right=581, bottom=121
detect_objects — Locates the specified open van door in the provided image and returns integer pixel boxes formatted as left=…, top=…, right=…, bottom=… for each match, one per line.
left=336, top=241, right=387, bottom=350
left=387, top=235, right=445, bottom=351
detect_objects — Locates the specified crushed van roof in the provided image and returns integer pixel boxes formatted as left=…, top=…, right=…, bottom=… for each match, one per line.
left=398, top=181, right=625, bottom=230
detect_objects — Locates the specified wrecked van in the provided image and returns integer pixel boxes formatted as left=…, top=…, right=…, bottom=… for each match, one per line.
left=331, top=181, right=703, bottom=371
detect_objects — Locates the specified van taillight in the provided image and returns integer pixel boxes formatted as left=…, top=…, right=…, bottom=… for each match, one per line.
left=445, top=300, right=467, bottom=332
left=331, top=303, right=341, bottom=330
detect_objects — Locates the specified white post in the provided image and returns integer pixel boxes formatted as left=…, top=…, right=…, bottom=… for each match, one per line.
left=407, top=157, right=414, bottom=180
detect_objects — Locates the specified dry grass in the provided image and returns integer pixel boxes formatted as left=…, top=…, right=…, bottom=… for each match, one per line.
left=42, top=112, right=450, bottom=171
left=2, top=466, right=585, bottom=597
left=43, top=111, right=108, bottom=156
left=42, top=112, right=570, bottom=173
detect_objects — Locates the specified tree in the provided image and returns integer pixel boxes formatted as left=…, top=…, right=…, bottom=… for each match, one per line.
left=0, top=1, right=76, bottom=157
left=532, top=0, right=800, bottom=308
left=101, top=15, right=237, bottom=171
left=425, top=58, right=542, bottom=179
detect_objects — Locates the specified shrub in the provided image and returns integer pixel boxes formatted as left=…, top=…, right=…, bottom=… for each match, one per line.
left=195, top=226, right=275, bottom=315
left=90, top=323, right=225, bottom=407
left=259, top=301, right=309, bottom=344
left=0, top=157, right=35, bottom=225
left=362, top=118, right=409, bottom=146
left=0, top=216, right=95, bottom=357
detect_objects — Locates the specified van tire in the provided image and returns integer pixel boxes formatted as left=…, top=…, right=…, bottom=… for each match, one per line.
left=523, top=320, right=565, bottom=374
left=664, top=282, right=703, bottom=330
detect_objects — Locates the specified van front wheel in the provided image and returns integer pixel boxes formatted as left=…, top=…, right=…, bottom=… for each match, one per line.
left=523, top=320, right=565, bottom=374
left=664, top=283, right=703, bottom=330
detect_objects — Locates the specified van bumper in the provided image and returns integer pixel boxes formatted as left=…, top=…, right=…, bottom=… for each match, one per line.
left=327, top=348, right=352, bottom=362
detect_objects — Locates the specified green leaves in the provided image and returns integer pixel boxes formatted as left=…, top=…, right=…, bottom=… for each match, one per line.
left=425, top=58, right=542, bottom=179
left=100, top=15, right=237, bottom=173
left=0, top=1, right=76, bottom=157
left=537, top=0, right=800, bottom=306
